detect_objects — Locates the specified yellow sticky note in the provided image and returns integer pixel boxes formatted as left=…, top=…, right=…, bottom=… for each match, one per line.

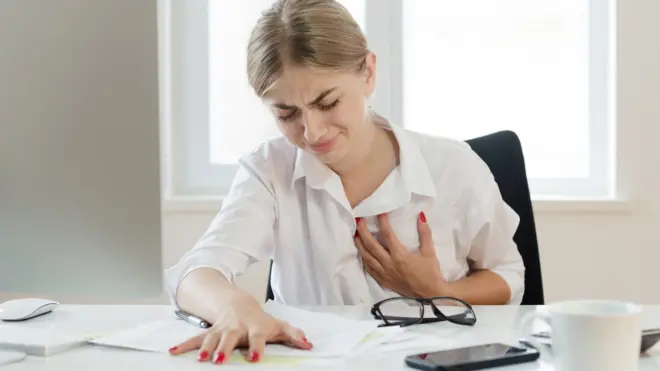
left=229, top=353, right=306, bottom=365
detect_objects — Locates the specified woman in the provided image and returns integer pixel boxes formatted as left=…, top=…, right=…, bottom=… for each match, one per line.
left=166, top=0, right=525, bottom=364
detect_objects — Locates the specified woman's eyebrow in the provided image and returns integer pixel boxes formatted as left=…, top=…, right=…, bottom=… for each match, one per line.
left=271, top=87, right=338, bottom=109
left=307, top=87, right=337, bottom=105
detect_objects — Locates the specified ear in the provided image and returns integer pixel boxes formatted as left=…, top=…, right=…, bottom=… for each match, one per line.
left=363, top=52, right=377, bottom=97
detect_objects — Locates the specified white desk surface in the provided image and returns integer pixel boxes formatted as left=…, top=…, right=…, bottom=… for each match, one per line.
left=3, top=304, right=660, bottom=370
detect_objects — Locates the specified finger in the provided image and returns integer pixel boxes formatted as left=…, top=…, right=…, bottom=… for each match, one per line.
left=216, top=328, right=243, bottom=364
left=377, top=213, right=406, bottom=256
left=417, top=212, right=436, bottom=257
left=281, top=323, right=313, bottom=350
left=356, top=236, right=385, bottom=274
left=376, top=213, right=396, bottom=246
left=363, top=260, right=386, bottom=286
left=356, top=220, right=390, bottom=264
left=198, top=329, right=222, bottom=362
left=169, top=333, right=205, bottom=355
left=246, top=328, right=269, bottom=363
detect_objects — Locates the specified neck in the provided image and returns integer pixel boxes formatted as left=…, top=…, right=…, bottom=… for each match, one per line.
left=332, top=116, right=399, bottom=180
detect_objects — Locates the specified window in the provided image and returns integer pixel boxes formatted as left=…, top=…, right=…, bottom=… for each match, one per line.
left=164, top=0, right=615, bottom=199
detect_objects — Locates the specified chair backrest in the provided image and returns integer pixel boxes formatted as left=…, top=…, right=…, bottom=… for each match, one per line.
left=465, top=130, right=544, bottom=305
left=266, top=130, right=544, bottom=305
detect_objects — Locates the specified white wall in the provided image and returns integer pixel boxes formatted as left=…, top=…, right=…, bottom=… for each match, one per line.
left=163, top=0, right=660, bottom=305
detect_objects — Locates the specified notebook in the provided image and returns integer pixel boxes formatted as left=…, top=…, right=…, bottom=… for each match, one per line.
left=0, top=350, right=26, bottom=366
left=0, top=326, right=91, bottom=356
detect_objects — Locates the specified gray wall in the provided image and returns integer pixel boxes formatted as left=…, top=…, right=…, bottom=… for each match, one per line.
left=0, top=0, right=163, bottom=300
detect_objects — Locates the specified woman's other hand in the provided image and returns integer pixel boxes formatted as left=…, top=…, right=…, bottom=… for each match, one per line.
left=355, top=212, right=447, bottom=298
left=168, top=296, right=313, bottom=364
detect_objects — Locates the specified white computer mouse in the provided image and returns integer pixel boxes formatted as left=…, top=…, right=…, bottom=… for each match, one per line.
left=0, top=298, right=59, bottom=321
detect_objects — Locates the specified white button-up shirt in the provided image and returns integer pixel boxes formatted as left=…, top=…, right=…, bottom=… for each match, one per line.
left=165, top=122, right=525, bottom=307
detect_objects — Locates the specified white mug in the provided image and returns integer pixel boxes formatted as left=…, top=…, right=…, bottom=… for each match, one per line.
left=521, top=299, right=642, bottom=371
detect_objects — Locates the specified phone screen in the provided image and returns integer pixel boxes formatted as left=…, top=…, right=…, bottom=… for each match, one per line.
left=411, top=343, right=528, bottom=366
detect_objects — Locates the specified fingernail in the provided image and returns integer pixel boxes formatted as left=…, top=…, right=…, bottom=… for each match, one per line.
left=168, top=346, right=178, bottom=353
left=420, top=212, right=427, bottom=223
left=198, top=350, right=209, bottom=361
left=355, top=217, right=361, bottom=225
left=248, top=351, right=260, bottom=362
left=303, top=337, right=313, bottom=346
left=214, top=352, right=225, bottom=364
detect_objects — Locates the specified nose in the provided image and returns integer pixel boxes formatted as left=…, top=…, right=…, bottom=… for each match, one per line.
left=302, top=111, right=328, bottom=144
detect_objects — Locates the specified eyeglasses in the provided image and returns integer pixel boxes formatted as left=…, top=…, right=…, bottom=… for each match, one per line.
left=370, top=296, right=477, bottom=327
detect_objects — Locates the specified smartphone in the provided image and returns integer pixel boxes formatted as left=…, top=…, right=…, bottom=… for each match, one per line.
left=405, top=343, right=540, bottom=371
left=532, top=328, right=660, bottom=353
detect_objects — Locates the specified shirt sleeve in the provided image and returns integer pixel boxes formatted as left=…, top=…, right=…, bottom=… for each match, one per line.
left=455, top=148, right=526, bottom=305
left=164, top=156, right=277, bottom=308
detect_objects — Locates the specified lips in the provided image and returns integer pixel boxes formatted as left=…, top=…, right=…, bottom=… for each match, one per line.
left=310, top=136, right=338, bottom=153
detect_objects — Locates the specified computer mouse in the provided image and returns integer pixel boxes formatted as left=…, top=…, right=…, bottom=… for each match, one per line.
left=0, top=298, right=59, bottom=321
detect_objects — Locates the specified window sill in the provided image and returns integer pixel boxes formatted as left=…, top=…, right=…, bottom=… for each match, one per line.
left=163, top=196, right=632, bottom=215
left=531, top=197, right=632, bottom=214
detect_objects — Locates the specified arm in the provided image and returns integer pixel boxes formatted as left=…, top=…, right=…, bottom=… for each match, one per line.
left=176, top=268, right=259, bottom=323
left=164, top=158, right=277, bottom=321
left=420, top=196, right=523, bottom=305
left=356, top=212, right=519, bottom=305
left=435, top=270, right=512, bottom=305
left=377, top=208, right=520, bottom=305
left=447, top=149, right=526, bottom=305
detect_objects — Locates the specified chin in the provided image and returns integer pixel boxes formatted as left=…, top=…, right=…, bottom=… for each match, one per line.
left=312, top=144, right=349, bottom=165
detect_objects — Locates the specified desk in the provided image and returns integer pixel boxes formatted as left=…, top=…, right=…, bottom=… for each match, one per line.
left=4, top=305, right=660, bottom=370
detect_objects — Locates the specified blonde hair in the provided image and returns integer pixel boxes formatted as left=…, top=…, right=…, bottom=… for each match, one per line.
left=247, top=0, right=369, bottom=97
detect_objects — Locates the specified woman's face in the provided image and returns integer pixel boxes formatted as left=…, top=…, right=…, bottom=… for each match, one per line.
left=263, top=54, right=377, bottom=166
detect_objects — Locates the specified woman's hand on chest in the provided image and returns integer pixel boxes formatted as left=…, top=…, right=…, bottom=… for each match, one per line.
left=355, top=212, right=448, bottom=298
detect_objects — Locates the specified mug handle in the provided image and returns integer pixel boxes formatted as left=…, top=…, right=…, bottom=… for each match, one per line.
left=520, top=310, right=552, bottom=359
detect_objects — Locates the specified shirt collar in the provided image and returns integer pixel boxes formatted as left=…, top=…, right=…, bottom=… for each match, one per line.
left=291, top=145, right=333, bottom=190
left=291, top=117, right=437, bottom=199
left=389, top=121, right=437, bottom=198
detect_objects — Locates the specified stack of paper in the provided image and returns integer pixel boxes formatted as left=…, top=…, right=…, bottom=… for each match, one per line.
left=90, top=302, right=450, bottom=365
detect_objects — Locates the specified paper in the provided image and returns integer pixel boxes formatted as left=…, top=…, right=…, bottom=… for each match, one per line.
left=260, top=301, right=380, bottom=357
left=91, top=302, right=380, bottom=358
left=90, top=302, right=451, bottom=364
left=359, top=332, right=451, bottom=356
left=90, top=319, right=202, bottom=353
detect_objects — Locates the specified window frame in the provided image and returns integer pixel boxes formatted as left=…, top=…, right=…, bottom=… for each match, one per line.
left=162, top=0, right=616, bottom=199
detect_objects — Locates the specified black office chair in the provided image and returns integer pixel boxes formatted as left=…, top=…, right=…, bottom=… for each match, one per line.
left=266, top=130, right=544, bottom=305
left=465, top=131, right=544, bottom=305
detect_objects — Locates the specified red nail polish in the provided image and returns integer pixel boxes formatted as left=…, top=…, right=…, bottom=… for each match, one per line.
left=198, top=350, right=209, bottom=361
left=355, top=217, right=361, bottom=224
left=249, top=351, right=260, bottom=362
left=214, top=352, right=225, bottom=364
left=420, top=212, right=427, bottom=223
left=168, top=346, right=178, bottom=353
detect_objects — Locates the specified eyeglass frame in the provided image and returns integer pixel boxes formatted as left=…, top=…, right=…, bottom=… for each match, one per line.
left=370, top=296, right=478, bottom=327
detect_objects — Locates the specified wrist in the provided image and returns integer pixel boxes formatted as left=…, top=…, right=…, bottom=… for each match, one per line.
left=415, top=279, right=452, bottom=298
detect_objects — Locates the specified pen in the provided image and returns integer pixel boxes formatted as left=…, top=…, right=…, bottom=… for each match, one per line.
left=175, top=310, right=211, bottom=329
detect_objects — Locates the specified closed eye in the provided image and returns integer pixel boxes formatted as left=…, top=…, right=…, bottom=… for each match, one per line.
left=277, top=109, right=299, bottom=122
left=318, top=99, right=340, bottom=111
left=276, top=99, right=339, bottom=122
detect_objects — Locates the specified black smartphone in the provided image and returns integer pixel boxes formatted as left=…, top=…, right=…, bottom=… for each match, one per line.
left=405, top=343, right=540, bottom=371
